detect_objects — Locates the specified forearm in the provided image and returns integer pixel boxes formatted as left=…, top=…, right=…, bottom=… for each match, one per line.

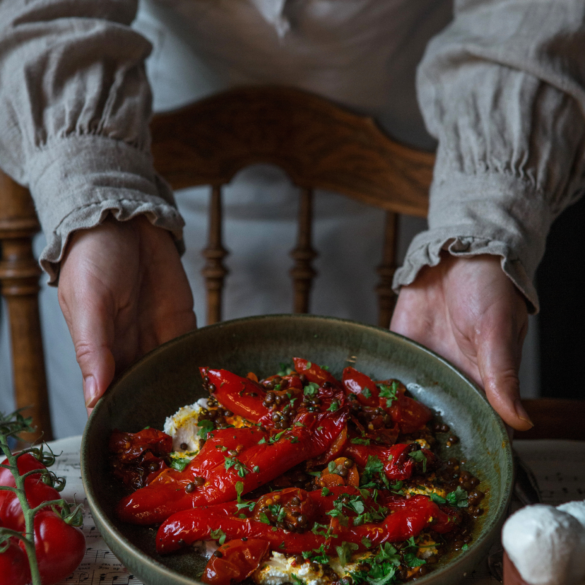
left=395, top=0, right=585, bottom=313
left=0, top=0, right=184, bottom=283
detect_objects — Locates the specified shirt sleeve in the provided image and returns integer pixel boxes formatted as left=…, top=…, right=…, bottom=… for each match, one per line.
left=0, top=0, right=185, bottom=284
left=394, top=0, right=585, bottom=313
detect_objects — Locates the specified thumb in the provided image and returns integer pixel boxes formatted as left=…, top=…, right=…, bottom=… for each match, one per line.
left=476, top=328, right=533, bottom=431
left=62, top=294, right=117, bottom=411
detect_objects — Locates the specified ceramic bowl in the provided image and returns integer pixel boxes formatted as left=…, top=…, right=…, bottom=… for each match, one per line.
left=81, top=314, right=513, bottom=585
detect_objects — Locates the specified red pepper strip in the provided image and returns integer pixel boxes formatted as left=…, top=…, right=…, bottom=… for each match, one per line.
left=342, top=367, right=379, bottom=407
left=344, top=443, right=415, bottom=481
left=156, top=509, right=324, bottom=554
left=331, top=495, right=450, bottom=550
left=308, top=424, right=348, bottom=468
left=293, top=358, right=340, bottom=387
left=117, top=410, right=348, bottom=525
left=377, top=380, right=433, bottom=433
left=202, top=538, right=271, bottom=585
left=191, top=411, right=348, bottom=505
left=185, top=428, right=267, bottom=479
left=202, top=368, right=269, bottom=422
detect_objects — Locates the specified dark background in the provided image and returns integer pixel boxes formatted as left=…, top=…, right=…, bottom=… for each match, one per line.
left=537, top=194, right=585, bottom=400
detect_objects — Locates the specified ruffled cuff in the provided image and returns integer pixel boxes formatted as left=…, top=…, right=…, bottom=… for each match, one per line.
left=26, top=135, right=185, bottom=284
left=393, top=171, right=554, bottom=314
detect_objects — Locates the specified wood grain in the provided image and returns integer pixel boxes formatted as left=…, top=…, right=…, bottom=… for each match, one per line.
left=151, top=86, right=433, bottom=325
left=0, top=170, right=52, bottom=442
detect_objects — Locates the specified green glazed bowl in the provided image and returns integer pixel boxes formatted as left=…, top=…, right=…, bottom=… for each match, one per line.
left=81, top=314, right=513, bottom=585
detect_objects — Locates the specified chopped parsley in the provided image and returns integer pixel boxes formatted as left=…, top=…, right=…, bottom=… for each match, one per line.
left=210, top=528, right=226, bottom=545
left=304, top=382, right=319, bottom=398
left=169, top=457, right=191, bottom=472
left=360, top=455, right=390, bottom=489
left=447, top=486, right=469, bottom=508
left=291, top=576, right=306, bottom=585
left=224, top=455, right=249, bottom=478
left=197, top=419, right=215, bottom=439
left=302, top=544, right=329, bottom=564
left=328, top=400, right=340, bottom=412
left=350, top=543, right=401, bottom=585
left=377, top=381, right=399, bottom=407
left=351, top=437, right=371, bottom=446
left=362, top=387, right=372, bottom=399
left=336, top=541, right=359, bottom=567
left=321, top=486, right=332, bottom=497
left=431, top=493, right=447, bottom=505
left=258, top=512, right=271, bottom=525
left=404, top=552, right=426, bottom=568
left=409, top=450, right=427, bottom=472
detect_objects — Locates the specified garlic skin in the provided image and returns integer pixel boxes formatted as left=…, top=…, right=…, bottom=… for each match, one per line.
left=502, top=502, right=585, bottom=585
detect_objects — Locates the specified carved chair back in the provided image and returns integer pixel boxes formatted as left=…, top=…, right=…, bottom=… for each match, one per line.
left=150, top=86, right=435, bottom=327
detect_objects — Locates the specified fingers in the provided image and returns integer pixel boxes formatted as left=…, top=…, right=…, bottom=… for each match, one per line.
left=474, top=310, right=533, bottom=431
left=60, top=288, right=117, bottom=409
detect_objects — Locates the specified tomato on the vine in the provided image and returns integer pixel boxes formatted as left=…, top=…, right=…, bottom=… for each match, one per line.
left=1, top=479, right=61, bottom=532
left=0, top=518, right=30, bottom=585
left=19, top=509, right=85, bottom=585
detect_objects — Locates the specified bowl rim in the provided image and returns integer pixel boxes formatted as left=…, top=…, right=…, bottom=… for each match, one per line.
left=81, top=313, right=514, bottom=584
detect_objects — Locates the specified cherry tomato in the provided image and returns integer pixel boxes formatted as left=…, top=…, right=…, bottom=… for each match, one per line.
left=1, top=478, right=61, bottom=532
left=202, top=539, right=270, bottom=585
left=0, top=536, right=30, bottom=585
left=0, top=453, right=46, bottom=511
left=20, top=509, right=85, bottom=585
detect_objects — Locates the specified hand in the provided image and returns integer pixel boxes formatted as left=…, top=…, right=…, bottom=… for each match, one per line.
left=58, top=216, right=197, bottom=410
left=390, top=254, right=533, bottom=431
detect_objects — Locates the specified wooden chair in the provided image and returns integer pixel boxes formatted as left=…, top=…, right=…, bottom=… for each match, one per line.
left=149, top=86, right=433, bottom=326
left=2, top=85, right=584, bottom=441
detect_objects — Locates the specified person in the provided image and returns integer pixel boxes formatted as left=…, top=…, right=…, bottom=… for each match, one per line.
left=1, top=0, right=584, bottom=433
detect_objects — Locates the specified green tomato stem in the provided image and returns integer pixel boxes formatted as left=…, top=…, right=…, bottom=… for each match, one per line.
left=0, top=433, right=42, bottom=585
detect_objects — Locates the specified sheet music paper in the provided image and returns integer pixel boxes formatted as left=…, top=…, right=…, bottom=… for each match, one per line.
left=48, top=437, right=585, bottom=585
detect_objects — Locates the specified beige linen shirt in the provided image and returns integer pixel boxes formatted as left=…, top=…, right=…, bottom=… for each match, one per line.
left=0, top=0, right=584, bottom=313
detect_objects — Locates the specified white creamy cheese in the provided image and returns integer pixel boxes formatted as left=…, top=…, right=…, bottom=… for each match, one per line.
left=502, top=502, right=585, bottom=585
left=253, top=551, right=375, bottom=585
left=163, top=398, right=210, bottom=455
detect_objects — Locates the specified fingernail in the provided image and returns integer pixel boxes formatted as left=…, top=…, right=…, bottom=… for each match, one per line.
left=84, top=376, right=99, bottom=409
left=514, top=399, right=534, bottom=429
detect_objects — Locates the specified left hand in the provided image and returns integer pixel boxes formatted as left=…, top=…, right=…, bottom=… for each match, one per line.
left=390, top=254, right=533, bottom=431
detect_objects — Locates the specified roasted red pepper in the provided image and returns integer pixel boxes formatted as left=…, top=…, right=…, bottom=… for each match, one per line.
left=344, top=442, right=416, bottom=481
left=202, top=369, right=269, bottom=422
left=202, top=539, right=270, bottom=585
left=117, top=410, right=348, bottom=525
left=293, top=358, right=340, bottom=387
left=377, top=379, right=432, bottom=433
left=157, top=508, right=325, bottom=554
left=157, top=488, right=455, bottom=555
left=342, top=367, right=380, bottom=407
left=109, top=428, right=172, bottom=489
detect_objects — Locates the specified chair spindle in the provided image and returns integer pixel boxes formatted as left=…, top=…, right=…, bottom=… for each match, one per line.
left=290, top=187, right=318, bottom=313
left=0, top=171, right=52, bottom=441
left=202, top=185, right=229, bottom=325
left=376, top=211, right=400, bottom=329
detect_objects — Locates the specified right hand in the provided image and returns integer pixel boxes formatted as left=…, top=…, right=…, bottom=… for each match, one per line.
left=58, top=216, right=197, bottom=410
